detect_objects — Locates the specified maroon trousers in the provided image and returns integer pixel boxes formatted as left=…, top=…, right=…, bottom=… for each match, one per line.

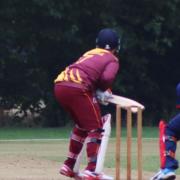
left=54, top=84, right=103, bottom=171
left=54, top=84, right=102, bottom=130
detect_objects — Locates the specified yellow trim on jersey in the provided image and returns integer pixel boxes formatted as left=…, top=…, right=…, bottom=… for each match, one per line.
left=76, top=69, right=82, bottom=83
left=64, top=68, right=68, bottom=81
left=54, top=68, right=82, bottom=84
left=54, top=68, right=68, bottom=83
left=85, top=48, right=119, bottom=62
left=69, top=69, right=82, bottom=83
left=83, top=48, right=108, bottom=57
left=54, top=71, right=65, bottom=83
left=75, top=48, right=108, bottom=65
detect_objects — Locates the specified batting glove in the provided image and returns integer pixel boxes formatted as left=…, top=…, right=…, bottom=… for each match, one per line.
left=96, top=89, right=112, bottom=106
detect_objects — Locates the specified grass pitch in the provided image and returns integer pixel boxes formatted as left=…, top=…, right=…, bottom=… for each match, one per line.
left=0, top=127, right=180, bottom=179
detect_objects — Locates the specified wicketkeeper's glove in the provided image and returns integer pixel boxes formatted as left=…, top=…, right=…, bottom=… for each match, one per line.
left=96, top=89, right=112, bottom=106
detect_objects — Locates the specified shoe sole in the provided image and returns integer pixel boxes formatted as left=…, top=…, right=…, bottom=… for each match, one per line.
left=73, top=176, right=112, bottom=180
left=74, top=174, right=99, bottom=180
left=160, top=175, right=176, bottom=180
left=60, top=170, right=75, bottom=178
left=74, top=174, right=84, bottom=180
left=73, top=177, right=95, bottom=180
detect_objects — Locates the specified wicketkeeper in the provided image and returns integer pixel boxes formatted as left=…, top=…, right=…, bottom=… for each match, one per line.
left=54, top=28, right=120, bottom=179
left=151, top=82, right=180, bottom=180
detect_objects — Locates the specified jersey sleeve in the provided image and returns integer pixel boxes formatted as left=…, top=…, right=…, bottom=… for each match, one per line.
left=98, top=61, right=119, bottom=90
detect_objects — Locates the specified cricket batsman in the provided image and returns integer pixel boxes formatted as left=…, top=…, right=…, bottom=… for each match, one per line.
left=151, top=82, right=180, bottom=180
left=54, top=28, right=120, bottom=179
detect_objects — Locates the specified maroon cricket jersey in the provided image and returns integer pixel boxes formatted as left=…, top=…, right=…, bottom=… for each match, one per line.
left=54, top=48, right=119, bottom=91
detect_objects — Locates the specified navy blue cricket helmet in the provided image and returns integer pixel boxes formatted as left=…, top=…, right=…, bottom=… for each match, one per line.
left=96, top=28, right=120, bottom=52
left=176, top=82, right=180, bottom=109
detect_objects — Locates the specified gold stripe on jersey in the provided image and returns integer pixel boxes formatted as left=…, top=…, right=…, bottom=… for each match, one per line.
left=54, top=68, right=68, bottom=83
left=75, top=48, right=106, bottom=65
left=64, top=68, right=69, bottom=81
left=69, top=69, right=82, bottom=83
left=76, top=69, right=82, bottom=83
left=54, top=68, right=82, bottom=84
left=83, top=48, right=108, bottom=56
left=54, top=71, right=65, bottom=83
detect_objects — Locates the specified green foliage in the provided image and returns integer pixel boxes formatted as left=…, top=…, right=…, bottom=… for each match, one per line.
left=0, top=126, right=72, bottom=139
left=0, top=0, right=180, bottom=126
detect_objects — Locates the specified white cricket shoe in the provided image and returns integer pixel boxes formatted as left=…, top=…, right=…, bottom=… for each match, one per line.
left=59, top=164, right=76, bottom=178
left=150, top=168, right=176, bottom=180
left=75, top=170, right=113, bottom=180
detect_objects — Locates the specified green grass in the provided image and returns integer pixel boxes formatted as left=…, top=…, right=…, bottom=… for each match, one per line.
left=0, top=126, right=180, bottom=177
left=0, top=126, right=158, bottom=139
left=0, top=127, right=71, bottom=139
left=111, top=126, right=159, bottom=138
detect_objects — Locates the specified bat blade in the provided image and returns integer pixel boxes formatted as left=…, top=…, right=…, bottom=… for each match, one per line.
left=108, top=94, right=145, bottom=112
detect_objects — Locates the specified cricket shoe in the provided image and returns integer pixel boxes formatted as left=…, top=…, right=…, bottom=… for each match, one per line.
left=76, top=170, right=113, bottom=180
left=150, top=168, right=176, bottom=180
left=59, top=164, right=76, bottom=178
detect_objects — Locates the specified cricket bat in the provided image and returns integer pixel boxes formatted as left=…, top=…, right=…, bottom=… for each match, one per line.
left=107, top=94, right=145, bottom=112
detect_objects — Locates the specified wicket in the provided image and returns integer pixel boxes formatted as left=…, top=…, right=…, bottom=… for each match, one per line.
left=115, top=105, right=143, bottom=180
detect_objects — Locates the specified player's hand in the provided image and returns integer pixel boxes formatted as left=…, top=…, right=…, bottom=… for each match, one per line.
left=96, top=89, right=112, bottom=106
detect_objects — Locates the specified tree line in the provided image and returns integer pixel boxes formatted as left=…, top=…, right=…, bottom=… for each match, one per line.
left=0, top=0, right=180, bottom=127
